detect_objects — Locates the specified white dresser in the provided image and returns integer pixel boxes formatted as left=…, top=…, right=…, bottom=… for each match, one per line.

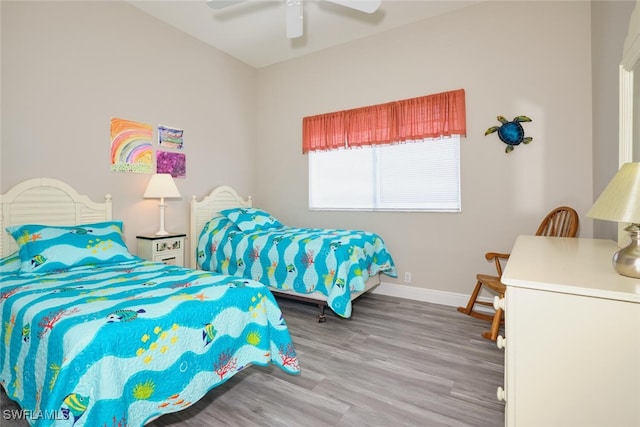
left=500, top=236, right=640, bottom=427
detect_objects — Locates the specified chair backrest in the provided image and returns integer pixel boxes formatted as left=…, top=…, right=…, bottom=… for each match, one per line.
left=535, top=206, right=579, bottom=237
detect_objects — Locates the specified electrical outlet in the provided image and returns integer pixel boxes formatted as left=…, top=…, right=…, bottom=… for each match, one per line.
left=404, top=272, right=412, bottom=283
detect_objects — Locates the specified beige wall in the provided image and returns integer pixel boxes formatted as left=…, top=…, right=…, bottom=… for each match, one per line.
left=255, top=0, right=598, bottom=300
left=0, top=1, right=257, bottom=266
left=0, top=1, right=633, bottom=304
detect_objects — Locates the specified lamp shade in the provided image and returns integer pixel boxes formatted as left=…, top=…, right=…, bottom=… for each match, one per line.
left=587, top=162, right=640, bottom=224
left=143, top=174, right=181, bottom=199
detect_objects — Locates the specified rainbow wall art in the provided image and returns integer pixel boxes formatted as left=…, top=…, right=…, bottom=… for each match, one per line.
left=110, top=117, right=153, bottom=173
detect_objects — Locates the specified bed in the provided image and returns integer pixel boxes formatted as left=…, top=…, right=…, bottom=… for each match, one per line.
left=190, top=186, right=397, bottom=322
left=0, top=178, right=300, bottom=427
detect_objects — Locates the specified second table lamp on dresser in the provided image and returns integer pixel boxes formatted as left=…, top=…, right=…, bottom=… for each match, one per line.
left=143, top=173, right=181, bottom=236
left=588, top=162, right=640, bottom=278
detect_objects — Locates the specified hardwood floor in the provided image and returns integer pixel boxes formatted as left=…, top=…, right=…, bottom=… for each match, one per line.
left=1, top=294, right=505, bottom=426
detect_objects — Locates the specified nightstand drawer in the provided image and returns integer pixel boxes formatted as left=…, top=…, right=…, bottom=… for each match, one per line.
left=153, top=250, right=183, bottom=266
left=154, top=237, right=183, bottom=253
left=137, top=234, right=186, bottom=267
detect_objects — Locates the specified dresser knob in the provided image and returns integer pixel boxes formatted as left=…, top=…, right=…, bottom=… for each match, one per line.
left=497, top=335, right=506, bottom=349
left=493, top=296, right=505, bottom=310
left=497, top=386, right=506, bottom=402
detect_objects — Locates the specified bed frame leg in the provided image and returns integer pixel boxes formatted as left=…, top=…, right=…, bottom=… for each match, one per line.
left=317, top=303, right=327, bottom=323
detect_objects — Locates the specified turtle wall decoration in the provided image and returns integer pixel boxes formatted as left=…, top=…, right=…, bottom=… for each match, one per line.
left=485, top=115, right=532, bottom=153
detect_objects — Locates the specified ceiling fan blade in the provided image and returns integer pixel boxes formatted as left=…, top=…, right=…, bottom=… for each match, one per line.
left=286, top=0, right=303, bottom=39
left=325, top=0, right=381, bottom=14
left=206, top=0, right=247, bottom=10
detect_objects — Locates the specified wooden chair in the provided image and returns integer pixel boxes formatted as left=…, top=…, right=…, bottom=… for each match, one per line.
left=457, top=206, right=579, bottom=341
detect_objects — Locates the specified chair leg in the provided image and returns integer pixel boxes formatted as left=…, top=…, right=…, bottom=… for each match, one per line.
left=457, top=280, right=483, bottom=315
left=457, top=280, right=495, bottom=322
left=482, top=306, right=503, bottom=341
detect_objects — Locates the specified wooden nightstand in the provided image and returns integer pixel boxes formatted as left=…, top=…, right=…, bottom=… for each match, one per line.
left=136, top=233, right=186, bottom=267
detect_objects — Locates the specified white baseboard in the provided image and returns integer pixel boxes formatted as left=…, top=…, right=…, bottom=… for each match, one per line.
left=372, top=281, right=494, bottom=313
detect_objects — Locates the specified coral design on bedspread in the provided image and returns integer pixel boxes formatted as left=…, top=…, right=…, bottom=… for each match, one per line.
left=0, top=259, right=299, bottom=426
left=196, top=217, right=397, bottom=318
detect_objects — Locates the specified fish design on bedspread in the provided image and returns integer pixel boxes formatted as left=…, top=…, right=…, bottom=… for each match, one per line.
left=61, top=393, right=89, bottom=426
left=0, top=259, right=300, bottom=426
left=202, top=323, right=217, bottom=347
left=197, top=219, right=397, bottom=318
left=105, top=308, right=146, bottom=323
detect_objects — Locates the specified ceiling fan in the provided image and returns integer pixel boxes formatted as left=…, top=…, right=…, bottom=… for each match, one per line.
left=207, top=0, right=382, bottom=39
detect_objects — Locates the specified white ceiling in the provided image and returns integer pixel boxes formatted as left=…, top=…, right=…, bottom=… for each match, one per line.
left=127, top=0, right=482, bottom=69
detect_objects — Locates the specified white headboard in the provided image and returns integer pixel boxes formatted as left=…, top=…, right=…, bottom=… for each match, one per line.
left=0, top=178, right=112, bottom=257
left=190, top=185, right=252, bottom=268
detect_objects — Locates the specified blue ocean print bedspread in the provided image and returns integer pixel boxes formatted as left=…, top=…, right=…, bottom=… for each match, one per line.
left=197, top=218, right=397, bottom=318
left=0, top=259, right=300, bottom=427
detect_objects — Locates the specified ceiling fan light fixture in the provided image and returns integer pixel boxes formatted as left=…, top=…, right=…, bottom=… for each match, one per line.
left=286, top=0, right=303, bottom=39
left=207, top=0, right=381, bottom=40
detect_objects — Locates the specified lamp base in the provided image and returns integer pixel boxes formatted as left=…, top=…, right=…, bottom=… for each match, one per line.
left=613, top=224, right=640, bottom=279
left=155, top=201, right=169, bottom=236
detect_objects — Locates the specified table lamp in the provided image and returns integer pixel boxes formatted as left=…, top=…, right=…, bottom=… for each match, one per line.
left=587, top=162, right=640, bottom=278
left=143, top=173, right=181, bottom=236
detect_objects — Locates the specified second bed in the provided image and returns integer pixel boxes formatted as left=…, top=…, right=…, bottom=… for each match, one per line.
left=190, top=186, right=397, bottom=321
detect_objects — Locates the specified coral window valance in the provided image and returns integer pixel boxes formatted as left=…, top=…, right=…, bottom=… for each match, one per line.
left=302, top=88, right=466, bottom=154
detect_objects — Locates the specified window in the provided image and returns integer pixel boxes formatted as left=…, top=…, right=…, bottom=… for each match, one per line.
left=303, top=89, right=465, bottom=212
left=309, top=136, right=460, bottom=212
